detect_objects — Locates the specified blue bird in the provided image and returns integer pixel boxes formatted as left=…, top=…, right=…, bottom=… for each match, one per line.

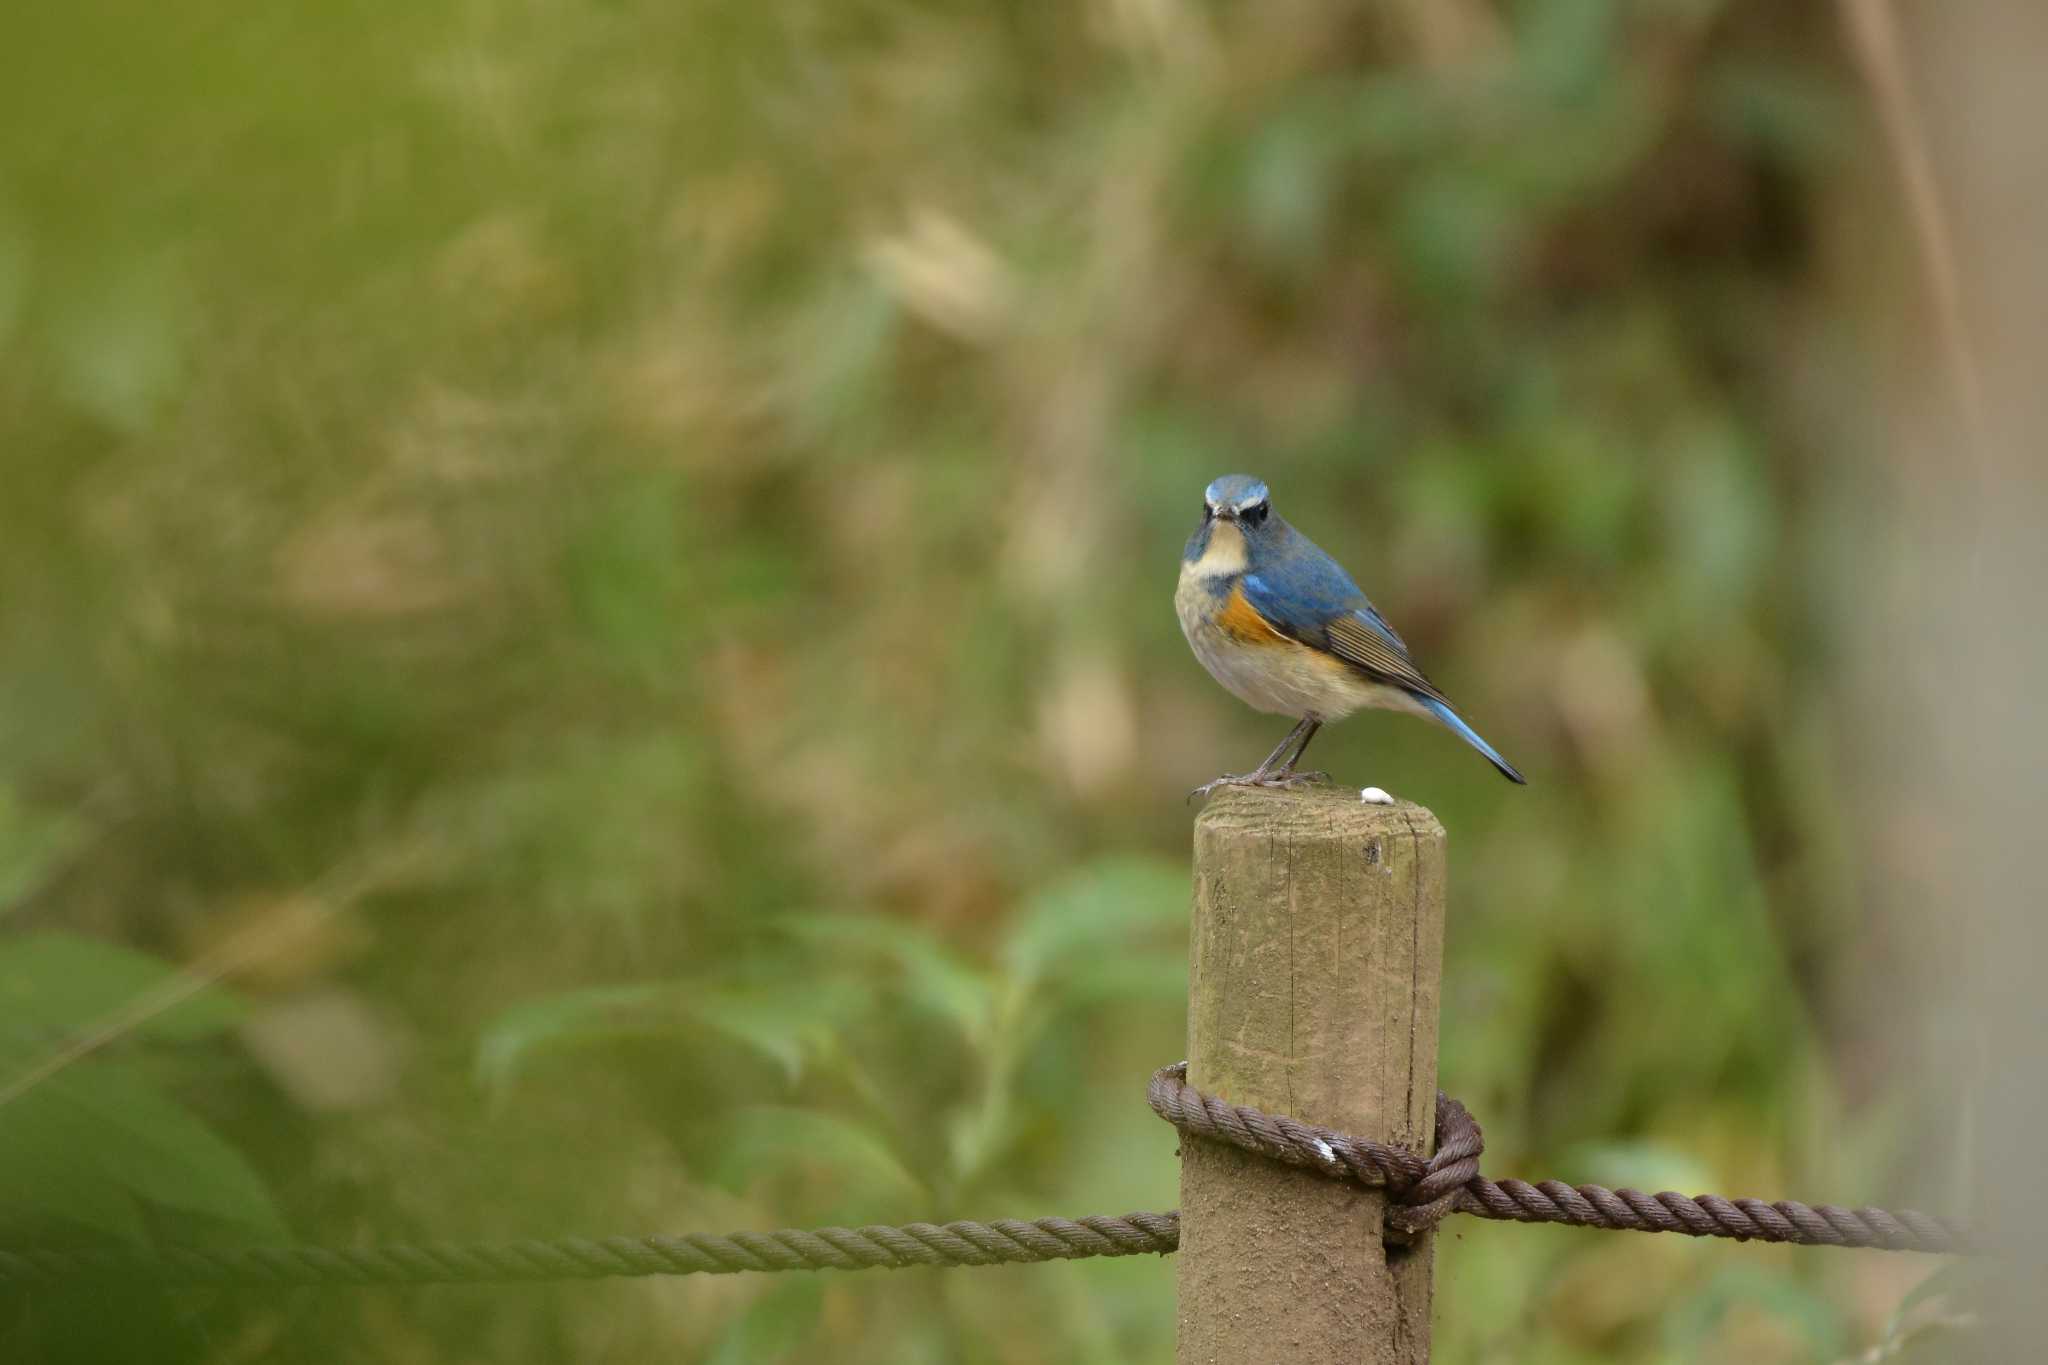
left=1176, top=475, right=1525, bottom=798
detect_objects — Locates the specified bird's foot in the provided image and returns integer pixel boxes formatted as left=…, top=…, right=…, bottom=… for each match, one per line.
left=1187, top=770, right=1329, bottom=802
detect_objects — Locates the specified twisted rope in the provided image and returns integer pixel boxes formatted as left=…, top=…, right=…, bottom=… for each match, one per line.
left=0, top=1214, right=1181, bottom=1286
left=0, top=1066, right=1965, bottom=1287
left=1147, top=1063, right=1965, bottom=1254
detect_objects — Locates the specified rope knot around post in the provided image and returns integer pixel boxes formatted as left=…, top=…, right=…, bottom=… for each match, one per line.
left=1386, top=1093, right=1485, bottom=1241
left=1146, top=1063, right=1478, bottom=1244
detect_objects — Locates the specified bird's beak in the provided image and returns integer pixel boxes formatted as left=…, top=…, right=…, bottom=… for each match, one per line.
left=1212, top=507, right=1236, bottom=523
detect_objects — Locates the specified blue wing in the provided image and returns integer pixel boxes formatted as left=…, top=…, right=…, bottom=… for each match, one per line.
left=1239, top=529, right=1439, bottom=701
left=1241, top=523, right=1527, bottom=784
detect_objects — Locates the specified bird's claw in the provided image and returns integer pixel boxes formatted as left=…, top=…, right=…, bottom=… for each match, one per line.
left=1186, top=770, right=1330, bottom=803
left=1186, top=776, right=1245, bottom=803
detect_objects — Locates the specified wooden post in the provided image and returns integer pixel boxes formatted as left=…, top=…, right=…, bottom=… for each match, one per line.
left=1176, top=785, right=1447, bottom=1365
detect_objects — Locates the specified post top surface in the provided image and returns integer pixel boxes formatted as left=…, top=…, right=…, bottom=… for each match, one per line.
left=1192, top=783, right=1445, bottom=841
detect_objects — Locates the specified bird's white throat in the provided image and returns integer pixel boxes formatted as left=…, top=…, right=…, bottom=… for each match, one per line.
left=1186, top=519, right=1249, bottom=580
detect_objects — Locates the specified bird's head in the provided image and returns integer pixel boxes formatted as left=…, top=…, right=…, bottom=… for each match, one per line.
left=1202, top=474, right=1271, bottom=528
left=1184, top=474, right=1275, bottom=573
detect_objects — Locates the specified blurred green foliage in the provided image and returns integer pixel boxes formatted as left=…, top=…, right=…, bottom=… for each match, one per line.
left=0, top=933, right=279, bottom=1245
left=0, top=0, right=1954, bottom=1360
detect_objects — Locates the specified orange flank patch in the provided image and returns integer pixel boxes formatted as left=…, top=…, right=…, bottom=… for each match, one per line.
left=1216, top=583, right=1287, bottom=645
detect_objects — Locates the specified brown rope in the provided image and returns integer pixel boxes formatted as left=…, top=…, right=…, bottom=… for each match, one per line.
left=0, top=1214, right=1181, bottom=1286
left=0, top=1066, right=1966, bottom=1287
left=1147, top=1063, right=1964, bottom=1254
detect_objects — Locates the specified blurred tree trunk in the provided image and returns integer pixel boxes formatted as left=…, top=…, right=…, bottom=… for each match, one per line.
left=1834, top=2, right=2048, bottom=1353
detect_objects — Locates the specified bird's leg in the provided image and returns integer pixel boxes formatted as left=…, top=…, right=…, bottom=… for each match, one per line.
left=1248, top=719, right=1312, bottom=779
left=1189, top=718, right=1327, bottom=801
left=1272, top=719, right=1325, bottom=782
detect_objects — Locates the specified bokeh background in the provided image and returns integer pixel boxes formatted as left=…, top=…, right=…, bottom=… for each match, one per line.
left=2, top=1, right=2036, bottom=1361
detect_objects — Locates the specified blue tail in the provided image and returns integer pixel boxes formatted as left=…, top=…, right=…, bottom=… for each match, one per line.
left=1417, top=697, right=1526, bottom=784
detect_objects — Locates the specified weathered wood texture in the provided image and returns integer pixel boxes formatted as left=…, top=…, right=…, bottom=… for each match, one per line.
left=1177, top=785, right=1447, bottom=1365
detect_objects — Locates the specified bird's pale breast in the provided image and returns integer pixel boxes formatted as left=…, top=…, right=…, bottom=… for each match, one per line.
left=1176, top=562, right=1423, bottom=723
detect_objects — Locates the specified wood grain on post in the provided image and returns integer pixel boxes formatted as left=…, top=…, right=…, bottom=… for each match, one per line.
left=1177, top=785, right=1447, bottom=1365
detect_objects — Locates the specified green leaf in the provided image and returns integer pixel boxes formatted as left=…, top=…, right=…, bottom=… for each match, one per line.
left=0, top=787, right=87, bottom=916
left=476, top=977, right=873, bottom=1092
left=1882, top=1262, right=1991, bottom=1351
left=0, top=1058, right=284, bottom=1243
left=43, top=1060, right=287, bottom=1239
left=1891, top=1263, right=1973, bottom=1325
left=679, top=980, right=874, bottom=1085
left=781, top=913, right=993, bottom=1042
left=0, top=1090, right=151, bottom=1244
left=705, top=1107, right=926, bottom=1222
left=0, top=932, right=243, bottom=1046
left=1664, top=1263, right=1848, bottom=1360
left=475, top=984, right=681, bottom=1093
left=1000, top=857, right=1187, bottom=990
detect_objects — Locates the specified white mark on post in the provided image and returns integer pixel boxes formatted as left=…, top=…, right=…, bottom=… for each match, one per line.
left=1360, top=786, right=1395, bottom=806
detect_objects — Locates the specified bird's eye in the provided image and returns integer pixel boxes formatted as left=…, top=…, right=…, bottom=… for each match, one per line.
left=1241, top=502, right=1269, bottom=528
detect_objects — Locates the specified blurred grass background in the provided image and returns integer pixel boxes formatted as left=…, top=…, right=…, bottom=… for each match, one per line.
left=0, top=1, right=1991, bottom=1361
